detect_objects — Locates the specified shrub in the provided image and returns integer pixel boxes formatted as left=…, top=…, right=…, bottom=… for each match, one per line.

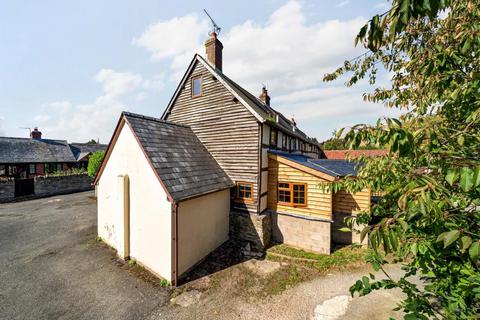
left=87, top=150, right=105, bottom=178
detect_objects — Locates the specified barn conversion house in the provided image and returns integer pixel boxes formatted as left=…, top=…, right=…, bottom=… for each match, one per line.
left=95, top=32, right=371, bottom=284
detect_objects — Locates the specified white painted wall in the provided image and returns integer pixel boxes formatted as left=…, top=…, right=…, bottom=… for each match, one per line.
left=97, top=123, right=173, bottom=281
left=262, top=124, right=270, bottom=145
left=177, top=189, right=230, bottom=276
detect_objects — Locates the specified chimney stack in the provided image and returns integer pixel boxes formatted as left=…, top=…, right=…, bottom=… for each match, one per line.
left=259, top=86, right=271, bottom=107
left=31, top=127, right=42, bottom=139
left=205, top=32, right=223, bottom=71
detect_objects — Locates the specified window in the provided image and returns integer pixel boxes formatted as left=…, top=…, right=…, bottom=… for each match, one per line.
left=277, top=182, right=307, bottom=207
left=192, top=76, right=202, bottom=97
left=0, top=165, right=5, bottom=176
left=270, top=128, right=277, bottom=147
left=236, top=182, right=253, bottom=201
left=29, top=164, right=36, bottom=174
left=8, top=166, right=17, bottom=175
left=282, top=135, right=288, bottom=150
left=56, top=163, right=63, bottom=172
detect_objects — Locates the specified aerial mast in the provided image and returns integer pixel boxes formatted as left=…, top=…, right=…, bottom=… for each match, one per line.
left=203, top=9, right=221, bottom=36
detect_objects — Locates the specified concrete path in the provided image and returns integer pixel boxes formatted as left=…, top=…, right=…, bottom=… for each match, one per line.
left=0, top=192, right=170, bottom=320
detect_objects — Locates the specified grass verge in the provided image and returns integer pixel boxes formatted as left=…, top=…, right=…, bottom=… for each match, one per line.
left=258, top=244, right=368, bottom=296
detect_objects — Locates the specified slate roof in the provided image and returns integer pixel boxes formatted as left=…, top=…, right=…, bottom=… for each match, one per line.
left=123, top=112, right=234, bottom=202
left=197, top=55, right=315, bottom=143
left=69, top=143, right=108, bottom=161
left=269, top=150, right=360, bottom=178
left=0, top=137, right=77, bottom=164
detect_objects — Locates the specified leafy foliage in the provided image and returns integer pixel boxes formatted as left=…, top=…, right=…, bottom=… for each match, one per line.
left=87, top=150, right=105, bottom=178
left=324, top=0, right=480, bottom=318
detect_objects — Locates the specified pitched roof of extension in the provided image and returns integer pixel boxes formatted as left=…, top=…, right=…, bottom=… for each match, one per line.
left=269, top=150, right=360, bottom=179
left=161, top=54, right=317, bottom=145
left=95, top=112, right=234, bottom=202
left=0, top=137, right=77, bottom=164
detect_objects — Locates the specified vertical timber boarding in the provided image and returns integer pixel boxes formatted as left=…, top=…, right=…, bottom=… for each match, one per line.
left=164, top=61, right=260, bottom=213
left=122, top=175, right=130, bottom=260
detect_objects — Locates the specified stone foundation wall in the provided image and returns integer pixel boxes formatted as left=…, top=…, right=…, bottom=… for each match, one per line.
left=34, top=174, right=93, bottom=197
left=230, top=211, right=271, bottom=251
left=0, top=179, right=15, bottom=203
left=332, top=211, right=368, bottom=246
left=271, top=211, right=331, bottom=254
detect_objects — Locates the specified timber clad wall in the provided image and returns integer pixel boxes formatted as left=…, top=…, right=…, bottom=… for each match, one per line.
left=165, top=61, right=260, bottom=213
left=267, top=157, right=332, bottom=219
left=333, top=189, right=371, bottom=214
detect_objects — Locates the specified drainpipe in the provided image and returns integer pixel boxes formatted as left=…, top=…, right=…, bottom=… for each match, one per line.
left=172, top=202, right=179, bottom=286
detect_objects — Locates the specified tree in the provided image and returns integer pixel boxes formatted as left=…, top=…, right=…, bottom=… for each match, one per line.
left=86, top=139, right=98, bottom=144
left=87, top=150, right=105, bottom=178
left=324, top=0, right=479, bottom=318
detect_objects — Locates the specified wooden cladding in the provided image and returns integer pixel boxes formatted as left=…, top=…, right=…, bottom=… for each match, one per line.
left=268, top=156, right=332, bottom=219
left=165, top=61, right=260, bottom=212
left=333, top=188, right=371, bottom=214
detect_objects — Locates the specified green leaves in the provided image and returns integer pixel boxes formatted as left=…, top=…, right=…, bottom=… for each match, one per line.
left=459, top=167, right=474, bottom=192
left=469, top=242, right=479, bottom=262
left=323, top=0, right=480, bottom=317
left=437, top=230, right=460, bottom=248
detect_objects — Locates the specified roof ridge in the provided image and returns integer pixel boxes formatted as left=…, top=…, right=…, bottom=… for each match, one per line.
left=122, top=111, right=190, bottom=128
left=0, top=136, right=68, bottom=143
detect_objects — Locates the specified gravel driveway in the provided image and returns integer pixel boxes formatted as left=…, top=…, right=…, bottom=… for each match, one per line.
left=0, top=192, right=169, bottom=320
left=0, top=191, right=410, bottom=320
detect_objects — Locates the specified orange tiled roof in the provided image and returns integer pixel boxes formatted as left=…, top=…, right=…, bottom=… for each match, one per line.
left=323, top=149, right=388, bottom=160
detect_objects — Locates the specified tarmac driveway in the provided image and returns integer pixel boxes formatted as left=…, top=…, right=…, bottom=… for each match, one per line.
left=0, top=192, right=169, bottom=320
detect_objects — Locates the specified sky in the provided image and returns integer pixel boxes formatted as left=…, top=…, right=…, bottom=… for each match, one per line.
left=0, top=0, right=399, bottom=144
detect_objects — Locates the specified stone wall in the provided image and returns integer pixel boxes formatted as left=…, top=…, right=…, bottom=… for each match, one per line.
left=0, top=179, right=15, bottom=203
left=271, top=211, right=331, bottom=254
left=34, top=174, right=93, bottom=197
left=230, top=211, right=271, bottom=251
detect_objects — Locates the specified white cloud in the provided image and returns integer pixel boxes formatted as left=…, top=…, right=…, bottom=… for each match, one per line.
left=32, top=69, right=161, bottom=143
left=131, top=0, right=399, bottom=141
left=336, top=1, right=350, bottom=8
left=374, top=2, right=389, bottom=9
left=0, top=116, right=4, bottom=136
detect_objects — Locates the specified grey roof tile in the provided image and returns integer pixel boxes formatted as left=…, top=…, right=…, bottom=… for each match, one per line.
left=123, top=112, right=234, bottom=202
left=0, top=137, right=78, bottom=163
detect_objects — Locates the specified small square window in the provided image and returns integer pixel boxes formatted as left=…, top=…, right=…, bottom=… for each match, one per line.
left=236, top=182, right=253, bottom=200
left=278, top=182, right=307, bottom=207
left=192, top=77, right=202, bottom=97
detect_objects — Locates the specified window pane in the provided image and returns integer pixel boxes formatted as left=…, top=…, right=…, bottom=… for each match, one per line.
left=192, top=78, right=201, bottom=96
left=29, top=164, right=35, bottom=174
left=0, top=165, right=5, bottom=175
left=279, top=183, right=289, bottom=189
left=293, top=184, right=306, bottom=205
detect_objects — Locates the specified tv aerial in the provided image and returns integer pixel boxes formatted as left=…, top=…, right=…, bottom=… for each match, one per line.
left=203, top=9, right=221, bottom=36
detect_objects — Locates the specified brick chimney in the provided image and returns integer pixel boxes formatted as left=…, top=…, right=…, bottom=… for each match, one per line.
left=205, top=32, right=223, bottom=71
left=31, top=127, right=42, bottom=139
left=259, top=86, right=270, bottom=106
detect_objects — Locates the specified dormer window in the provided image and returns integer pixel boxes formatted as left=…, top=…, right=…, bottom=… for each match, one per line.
left=192, top=76, right=202, bottom=97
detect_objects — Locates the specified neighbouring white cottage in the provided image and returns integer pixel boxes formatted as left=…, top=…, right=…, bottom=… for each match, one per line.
left=94, top=112, right=233, bottom=284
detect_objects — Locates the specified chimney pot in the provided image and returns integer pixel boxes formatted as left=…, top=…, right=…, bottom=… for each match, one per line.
left=259, top=86, right=271, bottom=107
left=205, top=32, right=223, bottom=71
left=31, top=127, right=42, bottom=139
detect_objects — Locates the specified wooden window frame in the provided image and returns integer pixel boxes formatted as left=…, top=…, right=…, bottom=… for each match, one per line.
left=270, top=128, right=278, bottom=147
left=235, top=181, right=254, bottom=202
left=191, top=76, right=203, bottom=98
left=277, top=182, right=307, bottom=207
